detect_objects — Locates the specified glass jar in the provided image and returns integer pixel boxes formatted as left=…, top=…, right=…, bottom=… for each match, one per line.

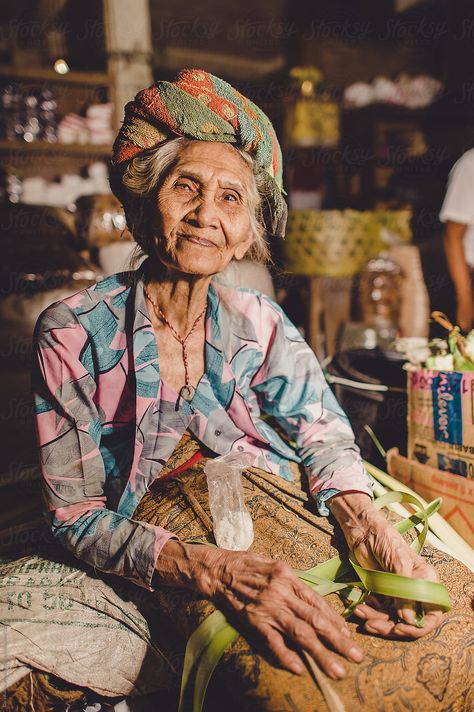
left=359, top=253, right=403, bottom=344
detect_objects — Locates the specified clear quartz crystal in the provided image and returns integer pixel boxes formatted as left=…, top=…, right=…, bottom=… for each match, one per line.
left=204, top=451, right=255, bottom=550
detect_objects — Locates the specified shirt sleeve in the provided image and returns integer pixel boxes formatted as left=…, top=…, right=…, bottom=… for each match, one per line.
left=439, top=151, right=474, bottom=226
left=250, top=297, right=374, bottom=515
left=31, top=301, right=176, bottom=591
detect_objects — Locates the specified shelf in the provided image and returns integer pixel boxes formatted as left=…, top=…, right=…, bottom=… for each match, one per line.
left=0, top=66, right=110, bottom=87
left=0, top=140, right=111, bottom=156
left=342, top=104, right=430, bottom=120
left=283, top=146, right=341, bottom=161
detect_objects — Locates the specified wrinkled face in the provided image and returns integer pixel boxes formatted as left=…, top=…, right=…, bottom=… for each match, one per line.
left=153, top=141, right=255, bottom=276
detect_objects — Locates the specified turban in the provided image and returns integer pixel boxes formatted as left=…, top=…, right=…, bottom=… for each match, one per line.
left=110, top=68, right=287, bottom=238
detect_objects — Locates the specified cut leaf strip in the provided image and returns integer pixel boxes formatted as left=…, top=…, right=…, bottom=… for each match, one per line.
left=193, top=623, right=239, bottom=712
left=178, top=609, right=231, bottom=712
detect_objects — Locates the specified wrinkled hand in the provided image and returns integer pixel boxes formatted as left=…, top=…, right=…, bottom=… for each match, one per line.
left=330, top=495, right=444, bottom=639
left=196, top=548, right=364, bottom=679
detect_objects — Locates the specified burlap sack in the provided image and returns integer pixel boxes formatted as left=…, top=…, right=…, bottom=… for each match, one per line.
left=0, top=551, right=175, bottom=698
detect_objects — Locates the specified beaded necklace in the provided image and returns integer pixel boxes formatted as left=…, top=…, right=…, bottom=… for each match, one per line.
left=144, top=288, right=207, bottom=402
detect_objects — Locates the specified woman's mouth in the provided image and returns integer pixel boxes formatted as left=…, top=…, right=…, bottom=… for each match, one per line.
left=180, top=234, right=216, bottom=247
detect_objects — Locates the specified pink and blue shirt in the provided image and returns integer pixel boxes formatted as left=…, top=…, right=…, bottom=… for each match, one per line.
left=32, top=269, right=373, bottom=590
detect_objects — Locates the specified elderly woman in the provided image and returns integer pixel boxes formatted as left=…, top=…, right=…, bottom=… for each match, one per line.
left=31, top=70, right=471, bottom=709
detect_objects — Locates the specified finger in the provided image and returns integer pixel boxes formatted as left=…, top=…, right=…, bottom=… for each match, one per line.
left=352, top=603, right=390, bottom=623
left=353, top=593, right=393, bottom=615
left=411, top=559, right=440, bottom=583
left=293, top=581, right=351, bottom=636
left=363, top=593, right=386, bottom=610
left=287, top=625, right=348, bottom=680
left=394, top=557, right=439, bottom=625
left=245, top=599, right=351, bottom=679
left=391, top=610, right=444, bottom=639
left=364, top=618, right=400, bottom=637
left=262, top=627, right=305, bottom=675
left=378, top=547, right=418, bottom=624
left=394, top=598, right=417, bottom=626
left=286, top=602, right=364, bottom=665
left=364, top=608, right=443, bottom=639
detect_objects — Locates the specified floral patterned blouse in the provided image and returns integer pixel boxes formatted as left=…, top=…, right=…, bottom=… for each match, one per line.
left=32, top=268, right=373, bottom=590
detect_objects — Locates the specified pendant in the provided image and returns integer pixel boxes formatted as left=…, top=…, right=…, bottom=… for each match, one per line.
left=179, top=384, right=195, bottom=402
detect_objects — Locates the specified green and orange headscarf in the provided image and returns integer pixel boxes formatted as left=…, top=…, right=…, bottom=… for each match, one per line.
left=111, top=68, right=287, bottom=238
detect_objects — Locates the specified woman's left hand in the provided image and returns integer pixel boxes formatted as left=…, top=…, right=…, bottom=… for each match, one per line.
left=328, top=493, right=444, bottom=639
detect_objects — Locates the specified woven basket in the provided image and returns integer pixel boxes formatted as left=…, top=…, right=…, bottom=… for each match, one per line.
left=283, top=209, right=412, bottom=278
left=284, top=98, right=340, bottom=147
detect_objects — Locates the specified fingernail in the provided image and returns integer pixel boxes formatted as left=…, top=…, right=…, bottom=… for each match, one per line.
left=354, top=606, right=366, bottom=618
left=290, top=662, right=303, bottom=675
left=331, top=662, right=346, bottom=679
left=349, top=646, right=363, bottom=663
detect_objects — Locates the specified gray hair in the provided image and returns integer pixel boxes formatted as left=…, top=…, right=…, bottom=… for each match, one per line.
left=120, top=136, right=270, bottom=264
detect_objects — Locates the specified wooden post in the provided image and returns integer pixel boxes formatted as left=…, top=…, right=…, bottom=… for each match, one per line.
left=321, top=276, right=354, bottom=357
left=308, top=276, right=323, bottom=360
left=308, top=276, right=354, bottom=360
left=102, top=0, right=154, bottom=131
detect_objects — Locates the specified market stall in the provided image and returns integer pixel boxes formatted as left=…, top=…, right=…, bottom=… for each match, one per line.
left=1, top=2, right=473, bottom=711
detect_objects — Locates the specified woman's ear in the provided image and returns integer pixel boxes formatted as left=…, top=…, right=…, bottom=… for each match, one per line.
left=234, top=233, right=254, bottom=261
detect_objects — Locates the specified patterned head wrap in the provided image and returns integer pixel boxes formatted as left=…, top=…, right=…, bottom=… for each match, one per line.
left=110, top=68, right=287, bottom=238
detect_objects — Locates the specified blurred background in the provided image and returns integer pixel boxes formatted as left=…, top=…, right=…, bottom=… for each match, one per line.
left=1, top=0, right=474, bottom=548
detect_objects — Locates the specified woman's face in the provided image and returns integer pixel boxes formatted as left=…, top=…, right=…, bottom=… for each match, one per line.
left=153, top=141, right=256, bottom=276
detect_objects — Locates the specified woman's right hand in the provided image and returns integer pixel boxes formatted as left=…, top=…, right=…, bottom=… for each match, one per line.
left=156, top=541, right=364, bottom=679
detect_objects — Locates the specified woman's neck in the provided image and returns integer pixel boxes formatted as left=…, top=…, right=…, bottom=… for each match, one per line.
left=144, top=262, right=211, bottom=334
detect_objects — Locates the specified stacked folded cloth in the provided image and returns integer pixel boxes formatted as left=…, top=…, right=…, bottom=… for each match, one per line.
left=57, top=103, right=114, bottom=145
left=86, top=102, right=114, bottom=145
left=57, top=113, right=88, bottom=144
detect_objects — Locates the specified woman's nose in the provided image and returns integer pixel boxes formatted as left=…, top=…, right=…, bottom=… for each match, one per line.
left=186, top=193, right=219, bottom=227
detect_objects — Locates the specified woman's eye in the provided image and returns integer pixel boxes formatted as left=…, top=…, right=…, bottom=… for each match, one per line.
left=175, top=181, right=193, bottom=191
left=223, top=192, right=238, bottom=202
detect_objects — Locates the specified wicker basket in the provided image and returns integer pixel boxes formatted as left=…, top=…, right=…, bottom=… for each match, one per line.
left=283, top=209, right=412, bottom=278
left=284, top=98, right=340, bottom=147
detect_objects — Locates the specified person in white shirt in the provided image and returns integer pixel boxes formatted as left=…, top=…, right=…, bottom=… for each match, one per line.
left=439, top=149, right=474, bottom=331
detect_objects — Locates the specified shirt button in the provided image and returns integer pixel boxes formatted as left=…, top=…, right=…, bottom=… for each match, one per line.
left=237, top=445, right=244, bottom=451
left=215, top=429, right=222, bottom=437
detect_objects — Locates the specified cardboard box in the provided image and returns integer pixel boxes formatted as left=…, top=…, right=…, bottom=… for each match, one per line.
left=407, top=368, right=474, bottom=478
left=387, top=448, right=474, bottom=547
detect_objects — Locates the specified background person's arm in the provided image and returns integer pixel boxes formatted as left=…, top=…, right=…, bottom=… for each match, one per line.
left=443, top=220, right=474, bottom=331
left=439, top=150, right=474, bottom=332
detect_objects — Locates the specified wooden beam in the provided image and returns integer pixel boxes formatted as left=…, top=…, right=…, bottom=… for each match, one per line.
left=102, top=0, right=154, bottom=131
left=0, top=67, right=109, bottom=87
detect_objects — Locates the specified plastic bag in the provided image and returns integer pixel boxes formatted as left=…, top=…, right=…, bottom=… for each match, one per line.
left=204, top=451, right=255, bottom=550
